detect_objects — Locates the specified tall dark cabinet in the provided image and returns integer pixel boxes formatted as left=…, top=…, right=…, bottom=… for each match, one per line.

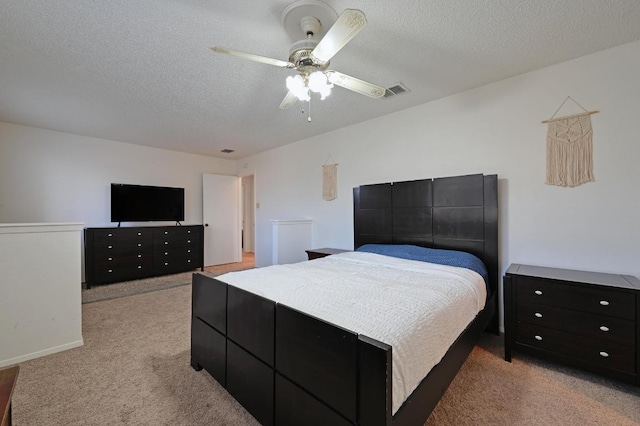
left=85, top=225, right=204, bottom=288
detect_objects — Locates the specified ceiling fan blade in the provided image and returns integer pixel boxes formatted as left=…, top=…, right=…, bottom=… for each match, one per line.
left=311, top=9, right=367, bottom=63
left=326, top=71, right=385, bottom=98
left=211, top=46, right=295, bottom=69
left=279, top=90, right=298, bottom=110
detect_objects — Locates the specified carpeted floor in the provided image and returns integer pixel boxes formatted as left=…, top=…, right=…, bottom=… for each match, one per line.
left=12, top=256, right=640, bottom=425
left=425, top=337, right=640, bottom=426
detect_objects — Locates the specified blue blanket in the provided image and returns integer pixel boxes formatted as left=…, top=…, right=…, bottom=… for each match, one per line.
left=356, top=244, right=489, bottom=285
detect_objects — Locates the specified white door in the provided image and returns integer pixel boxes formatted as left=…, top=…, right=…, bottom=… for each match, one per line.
left=202, top=174, right=241, bottom=266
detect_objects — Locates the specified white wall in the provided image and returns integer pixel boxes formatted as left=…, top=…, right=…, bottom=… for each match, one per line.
left=240, top=39, right=640, bottom=287
left=0, top=123, right=238, bottom=280
left=0, top=123, right=237, bottom=227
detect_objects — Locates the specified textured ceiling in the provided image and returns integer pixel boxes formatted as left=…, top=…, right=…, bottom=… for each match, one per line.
left=1, top=0, right=640, bottom=159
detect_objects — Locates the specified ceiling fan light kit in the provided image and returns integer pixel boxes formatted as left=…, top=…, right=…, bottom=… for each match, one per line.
left=211, top=0, right=385, bottom=116
left=287, top=71, right=334, bottom=101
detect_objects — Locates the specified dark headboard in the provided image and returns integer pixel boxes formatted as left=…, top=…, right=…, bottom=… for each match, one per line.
left=353, top=174, right=498, bottom=300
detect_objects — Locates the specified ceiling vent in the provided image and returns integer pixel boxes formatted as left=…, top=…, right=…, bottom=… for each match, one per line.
left=384, top=83, right=410, bottom=98
left=220, top=148, right=235, bottom=153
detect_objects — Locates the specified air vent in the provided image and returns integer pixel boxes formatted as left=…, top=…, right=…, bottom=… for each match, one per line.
left=384, top=83, right=410, bottom=98
left=220, top=149, right=235, bottom=153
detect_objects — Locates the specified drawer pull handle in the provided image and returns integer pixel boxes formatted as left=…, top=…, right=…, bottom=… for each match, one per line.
left=108, top=269, right=113, bottom=273
left=187, top=240, right=191, bottom=243
left=138, top=243, right=142, bottom=247
left=108, top=233, right=113, bottom=237
left=165, top=252, right=168, bottom=255
left=534, top=312, right=543, bottom=318
left=164, top=262, right=168, bottom=266
left=600, top=326, right=610, bottom=332
left=138, top=254, right=142, bottom=258
left=165, top=242, right=168, bottom=245
left=599, top=351, right=609, bottom=358
left=188, top=259, right=191, bottom=263
left=534, top=290, right=543, bottom=296
left=165, top=231, right=168, bottom=235
left=108, top=257, right=112, bottom=261
left=188, top=230, right=191, bottom=233
left=138, top=265, right=142, bottom=269
left=534, top=335, right=543, bottom=341
left=137, top=232, right=142, bottom=236
left=599, top=300, right=609, bottom=306
left=108, top=245, right=113, bottom=249
left=187, top=249, right=191, bottom=253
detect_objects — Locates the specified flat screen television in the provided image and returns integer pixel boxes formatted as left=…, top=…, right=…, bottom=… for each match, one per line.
left=111, top=183, right=185, bottom=223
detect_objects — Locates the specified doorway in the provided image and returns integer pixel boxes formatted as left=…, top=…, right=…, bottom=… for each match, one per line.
left=241, top=175, right=255, bottom=268
left=201, top=173, right=255, bottom=270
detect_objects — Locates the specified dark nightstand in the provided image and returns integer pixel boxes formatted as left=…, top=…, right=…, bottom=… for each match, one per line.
left=305, top=248, right=350, bottom=260
left=504, top=263, right=640, bottom=386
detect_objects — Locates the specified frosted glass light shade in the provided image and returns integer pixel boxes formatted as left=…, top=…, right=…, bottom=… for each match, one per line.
left=286, top=75, right=310, bottom=101
left=286, top=72, right=333, bottom=102
left=308, top=71, right=333, bottom=100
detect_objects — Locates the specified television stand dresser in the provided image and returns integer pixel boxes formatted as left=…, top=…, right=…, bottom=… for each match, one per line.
left=84, top=225, right=204, bottom=288
left=504, top=264, right=640, bottom=385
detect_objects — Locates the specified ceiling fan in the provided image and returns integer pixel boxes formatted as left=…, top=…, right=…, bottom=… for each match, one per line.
left=211, top=0, right=386, bottom=111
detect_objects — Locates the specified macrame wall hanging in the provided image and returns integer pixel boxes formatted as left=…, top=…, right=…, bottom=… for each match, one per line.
left=322, top=155, right=338, bottom=201
left=542, top=96, right=599, bottom=187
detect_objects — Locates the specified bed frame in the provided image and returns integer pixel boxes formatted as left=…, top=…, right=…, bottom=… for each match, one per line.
left=191, top=173, right=498, bottom=426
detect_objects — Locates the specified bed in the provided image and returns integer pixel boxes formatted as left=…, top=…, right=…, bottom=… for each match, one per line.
left=191, top=173, right=499, bottom=426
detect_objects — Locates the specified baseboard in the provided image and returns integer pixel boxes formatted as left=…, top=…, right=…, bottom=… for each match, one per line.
left=0, top=339, right=84, bottom=368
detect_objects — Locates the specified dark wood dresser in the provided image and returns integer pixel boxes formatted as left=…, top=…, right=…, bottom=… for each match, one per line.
left=85, top=225, right=204, bottom=288
left=504, top=264, right=640, bottom=385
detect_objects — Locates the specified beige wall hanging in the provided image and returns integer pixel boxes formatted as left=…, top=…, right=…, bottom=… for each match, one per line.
left=322, top=155, right=338, bottom=201
left=542, top=96, right=599, bottom=187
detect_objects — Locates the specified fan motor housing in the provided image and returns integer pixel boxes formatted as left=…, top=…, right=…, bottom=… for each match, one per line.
left=289, top=39, right=329, bottom=71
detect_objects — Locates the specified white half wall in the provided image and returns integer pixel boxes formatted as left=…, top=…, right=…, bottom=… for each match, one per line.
left=240, top=39, right=640, bottom=290
left=0, top=223, right=84, bottom=367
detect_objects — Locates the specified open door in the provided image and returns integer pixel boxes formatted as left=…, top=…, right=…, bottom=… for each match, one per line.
left=202, top=174, right=241, bottom=266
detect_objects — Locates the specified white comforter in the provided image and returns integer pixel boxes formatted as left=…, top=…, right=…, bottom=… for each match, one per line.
left=217, top=251, right=487, bottom=414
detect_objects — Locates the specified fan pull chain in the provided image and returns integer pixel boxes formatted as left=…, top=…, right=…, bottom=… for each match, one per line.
left=305, top=32, right=313, bottom=120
